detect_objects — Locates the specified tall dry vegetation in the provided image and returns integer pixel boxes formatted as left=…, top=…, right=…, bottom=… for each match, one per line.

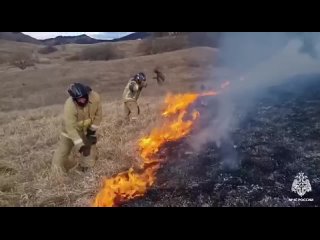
left=137, top=33, right=220, bottom=56
left=138, top=36, right=189, bottom=55
left=0, top=97, right=162, bottom=206
left=9, top=51, right=35, bottom=70
left=38, top=45, right=58, bottom=54
left=65, top=33, right=219, bottom=62
left=66, top=44, right=124, bottom=61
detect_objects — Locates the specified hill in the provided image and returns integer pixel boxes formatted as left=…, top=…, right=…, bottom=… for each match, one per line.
left=111, top=32, right=150, bottom=42
left=0, top=32, right=150, bottom=45
left=41, top=34, right=108, bottom=45
left=41, top=32, right=150, bottom=45
left=0, top=32, right=42, bottom=45
left=0, top=46, right=219, bottom=111
left=0, top=32, right=150, bottom=46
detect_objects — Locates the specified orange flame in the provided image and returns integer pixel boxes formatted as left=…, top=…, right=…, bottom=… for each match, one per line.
left=140, top=109, right=200, bottom=164
left=162, top=93, right=198, bottom=117
left=92, top=90, right=223, bottom=207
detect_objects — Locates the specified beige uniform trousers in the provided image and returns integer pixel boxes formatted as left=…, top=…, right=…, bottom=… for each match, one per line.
left=51, top=134, right=98, bottom=173
left=124, top=101, right=140, bottom=121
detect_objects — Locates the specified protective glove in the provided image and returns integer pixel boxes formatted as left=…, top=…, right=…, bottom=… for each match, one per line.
left=86, top=129, right=97, bottom=145
left=79, top=145, right=91, bottom=157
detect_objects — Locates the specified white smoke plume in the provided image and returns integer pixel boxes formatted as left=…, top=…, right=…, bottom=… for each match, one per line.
left=190, top=32, right=320, bottom=169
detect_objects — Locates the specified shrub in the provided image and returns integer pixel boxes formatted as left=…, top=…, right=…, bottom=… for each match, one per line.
left=151, top=36, right=188, bottom=54
left=138, top=36, right=188, bottom=55
left=78, top=44, right=124, bottom=61
left=187, top=32, right=221, bottom=48
left=10, top=52, right=35, bottom=70
left=38, top=45, right=58, bottom=54
left=65, top=55, right=80, bottom=61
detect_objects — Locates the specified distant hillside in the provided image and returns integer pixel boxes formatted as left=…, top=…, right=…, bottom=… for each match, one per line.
left=0, top=32, right=150, bottom=45
left=0, top=32, right=151, bottom=46
left=0, top=32, right=42, bottom=45
left=111, top=32, right=151, bottom=42
left=42, top=32, right=151, bottom=45
left=41, top=34, right=108, bottom=45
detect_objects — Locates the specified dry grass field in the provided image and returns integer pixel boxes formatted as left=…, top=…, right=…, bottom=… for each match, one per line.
left=0, top=98, right=162, bottom=206
left=0, top=37, right=219, bottom=206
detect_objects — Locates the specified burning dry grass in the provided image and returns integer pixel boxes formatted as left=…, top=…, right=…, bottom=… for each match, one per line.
left=0, top=97, right=161, bottom=207
left=93, top=90, right=221, bottom=207
left=0, top=41, right=219, bottom=206
left=0, top=89, right=219, bottom=207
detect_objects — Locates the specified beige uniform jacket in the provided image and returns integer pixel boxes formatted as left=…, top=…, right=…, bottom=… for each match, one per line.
left=61, top=90, right=102, bottom=147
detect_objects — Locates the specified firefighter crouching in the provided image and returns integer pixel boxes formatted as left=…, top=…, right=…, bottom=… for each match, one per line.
left=51, top=83, right=102, bottom=174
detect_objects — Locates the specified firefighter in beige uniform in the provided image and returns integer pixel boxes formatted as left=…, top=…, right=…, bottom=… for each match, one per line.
left=52, top=83, right=102, bottom=173
left=122, top=72, right=147, bottom=121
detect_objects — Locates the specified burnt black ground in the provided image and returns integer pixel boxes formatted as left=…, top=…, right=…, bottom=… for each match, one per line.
left=124, top=75, right=320, bottom=207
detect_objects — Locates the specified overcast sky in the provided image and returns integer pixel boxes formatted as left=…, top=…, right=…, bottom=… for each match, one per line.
left=22, top=32, right=134, bottom=40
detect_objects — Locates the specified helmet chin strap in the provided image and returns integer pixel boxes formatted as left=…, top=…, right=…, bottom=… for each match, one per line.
left=76, top=101, right=88, bottom=107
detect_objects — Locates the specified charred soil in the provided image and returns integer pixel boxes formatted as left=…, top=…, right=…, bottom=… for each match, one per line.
left=124, top=76, right=320, bottom=207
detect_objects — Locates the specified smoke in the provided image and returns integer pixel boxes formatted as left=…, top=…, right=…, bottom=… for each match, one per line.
left=191, top=32, right=320, bottom=169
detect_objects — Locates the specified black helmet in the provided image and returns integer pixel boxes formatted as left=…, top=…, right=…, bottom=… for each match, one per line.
left=134, top=72, right=146, bottom=82
left=67, top=83, right=92, bottom=100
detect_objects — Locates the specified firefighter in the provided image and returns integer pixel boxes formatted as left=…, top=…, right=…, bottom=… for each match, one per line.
left=122, top=72, right=147, bottom=121
left=51, top=83, right=102, bottom=174
left=153, top=68, right=165, bottom=85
